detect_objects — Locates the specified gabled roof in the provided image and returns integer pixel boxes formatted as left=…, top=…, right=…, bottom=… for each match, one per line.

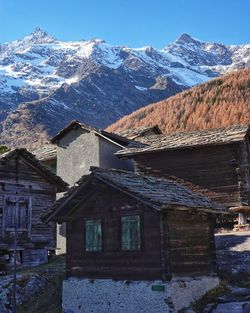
left=31, top=144, right=57, bottom=161
left=116, top=124, right=250, bottom=157
left=114, top=125, right=162, bottom=140
left=43, top=167, right=227, bottom=222
left=51, top=120, right=131, bottom=148
left=0, top=149, right=68, bottom=192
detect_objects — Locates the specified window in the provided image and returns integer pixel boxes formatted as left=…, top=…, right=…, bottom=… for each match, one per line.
left=85, top=219, right=102, bottom=252
left=121, top=215, right=141, bottom=251
left=4, top=197, right=31, bottom=232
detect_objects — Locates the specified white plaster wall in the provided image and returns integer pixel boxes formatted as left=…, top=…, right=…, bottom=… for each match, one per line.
left=169, top=276, right=219, bottom=311
left=62, top=277, right=219, bottom=313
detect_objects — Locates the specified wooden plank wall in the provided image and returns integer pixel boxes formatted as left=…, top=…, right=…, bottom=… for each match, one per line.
left=66, top=181, right=217, bottom=279
left=134, top=144, right=241, bottom=207
left=166, top=210, right=216, bottom=276
left=66, top=182, right=162, bottom=280
left=0, top=158, right=56, bottom=255
left=237, top=135, right=250, bottom=206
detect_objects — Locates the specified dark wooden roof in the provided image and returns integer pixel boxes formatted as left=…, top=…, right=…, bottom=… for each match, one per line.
left=0, top=149, right=68, bottom=192
left=116, top=124, right=250, bottom=157
left=43, top=167, right=227, bottom=222
left=115, top=125, right=162, bottom=140
left=51, top=120, right=131, bottom=147
left=31, top=144, right=57, bottom=161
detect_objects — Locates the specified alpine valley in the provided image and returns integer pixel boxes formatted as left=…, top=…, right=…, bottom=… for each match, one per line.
left=0, top=28, right=249, bottom=147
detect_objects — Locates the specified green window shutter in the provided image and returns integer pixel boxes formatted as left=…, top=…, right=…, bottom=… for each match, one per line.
left=50, top=162, right=57, bottom=174
left=122, top=215, right=141, bottom=251
left=85, top=219, right=102, bottom=252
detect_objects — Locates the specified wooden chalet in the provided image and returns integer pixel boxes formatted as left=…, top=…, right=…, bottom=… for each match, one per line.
left=43, top=167, right=226, bottom=279
left=0, top=149, right=67, bottom=266
left=116, top=125, right=250, bottom=224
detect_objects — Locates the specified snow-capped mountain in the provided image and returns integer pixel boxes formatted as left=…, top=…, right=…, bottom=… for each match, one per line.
left=0, top=28, right=249, bottom=147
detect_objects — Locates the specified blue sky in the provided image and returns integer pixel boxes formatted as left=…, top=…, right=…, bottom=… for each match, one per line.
left=0, top=0, right=249, bottom=48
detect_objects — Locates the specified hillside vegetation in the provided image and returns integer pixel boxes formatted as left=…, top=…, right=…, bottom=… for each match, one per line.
left=107, top=67, right=250, bottom=134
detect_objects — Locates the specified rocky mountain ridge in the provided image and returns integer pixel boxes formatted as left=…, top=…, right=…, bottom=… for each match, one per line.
left=0, top=28, right=249, bottom=147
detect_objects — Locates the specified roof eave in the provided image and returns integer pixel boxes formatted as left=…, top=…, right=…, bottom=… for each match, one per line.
left=116, top=139, right=246, bottom=158
left=161, top=204, right=229, bottom=215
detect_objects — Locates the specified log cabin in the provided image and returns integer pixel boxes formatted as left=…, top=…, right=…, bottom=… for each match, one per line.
left=43, top=167, right=227, bottom=313
left=116, top=124, right=250, bottom=225
left=0, top=148, right=67, bottom=266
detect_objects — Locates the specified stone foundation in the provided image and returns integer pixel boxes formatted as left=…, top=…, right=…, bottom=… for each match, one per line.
left=62, top=276, right=219, bottom=313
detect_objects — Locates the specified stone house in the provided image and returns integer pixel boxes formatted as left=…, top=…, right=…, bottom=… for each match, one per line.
left=43, top=167, right=227, bottom=313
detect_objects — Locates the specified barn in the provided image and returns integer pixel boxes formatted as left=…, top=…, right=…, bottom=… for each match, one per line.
left=43, top=167, right=227, bottom=313
left=0, top=148, right=67, bottom=266
left=116, top=124, right=250, bottom=225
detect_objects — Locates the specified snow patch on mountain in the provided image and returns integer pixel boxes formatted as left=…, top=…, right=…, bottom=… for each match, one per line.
left=0, top=28, right=249, bottom=147
left=1, top=29, right=249, bottom=101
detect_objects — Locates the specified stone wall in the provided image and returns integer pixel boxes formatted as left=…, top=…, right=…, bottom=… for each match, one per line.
left=62, top=276, right=219, bottom=313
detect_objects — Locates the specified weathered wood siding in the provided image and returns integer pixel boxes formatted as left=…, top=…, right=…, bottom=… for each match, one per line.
left=237, top=136, right=250, bottom=206
left=66, top=180, right=216, bottom=280
left=0, top=157, right=56, bottom=254
left=66, top=182, right=162, bottom=280
left=166, top=211, right=216, bottom=276
left=134, top=144, right=242, bottom=207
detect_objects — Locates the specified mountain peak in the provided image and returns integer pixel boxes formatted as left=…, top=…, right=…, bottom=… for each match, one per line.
left=175, top=33, right=201, bottom=44
left=25, top=27, right=56, bottom=44
left=32, top=27, right=49, bottom=36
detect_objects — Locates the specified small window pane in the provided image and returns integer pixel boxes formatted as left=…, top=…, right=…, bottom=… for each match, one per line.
left=122, top=215, right=140, bottom=251
left=85, top=219, right=102, bottom=252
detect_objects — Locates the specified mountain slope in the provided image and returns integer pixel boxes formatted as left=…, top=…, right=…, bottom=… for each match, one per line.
left=0, top=28, right=250, bottom=147
left=107, top=67, right=250, bottom=134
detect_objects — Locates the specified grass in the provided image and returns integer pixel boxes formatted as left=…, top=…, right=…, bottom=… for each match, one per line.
left=17, top=255, right=65, bottom=313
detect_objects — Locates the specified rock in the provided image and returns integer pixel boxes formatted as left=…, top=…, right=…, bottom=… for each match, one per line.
left=204, top=303, right=217, bottom=313
left=0, top=273, right=47, bottom=312
left=183, top=308, right=196, bottom=313
left=212, top=302, right=250, bottom=313
left=216, top=288, right=250, bottom=303
left=243, top=302, right=250, bottom=313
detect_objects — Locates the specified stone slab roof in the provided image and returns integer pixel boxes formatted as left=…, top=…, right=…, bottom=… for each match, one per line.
left=115, top=125, right=162, bottom=140
left=31, top=144, right=57, bottom=161
left=43, top=167, right=227, bottom=222
left=51, top=120, right=131, bottom=147
left=0, top=148, right=68, bottom=192
left=116, top=124, right=250, bottom=157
